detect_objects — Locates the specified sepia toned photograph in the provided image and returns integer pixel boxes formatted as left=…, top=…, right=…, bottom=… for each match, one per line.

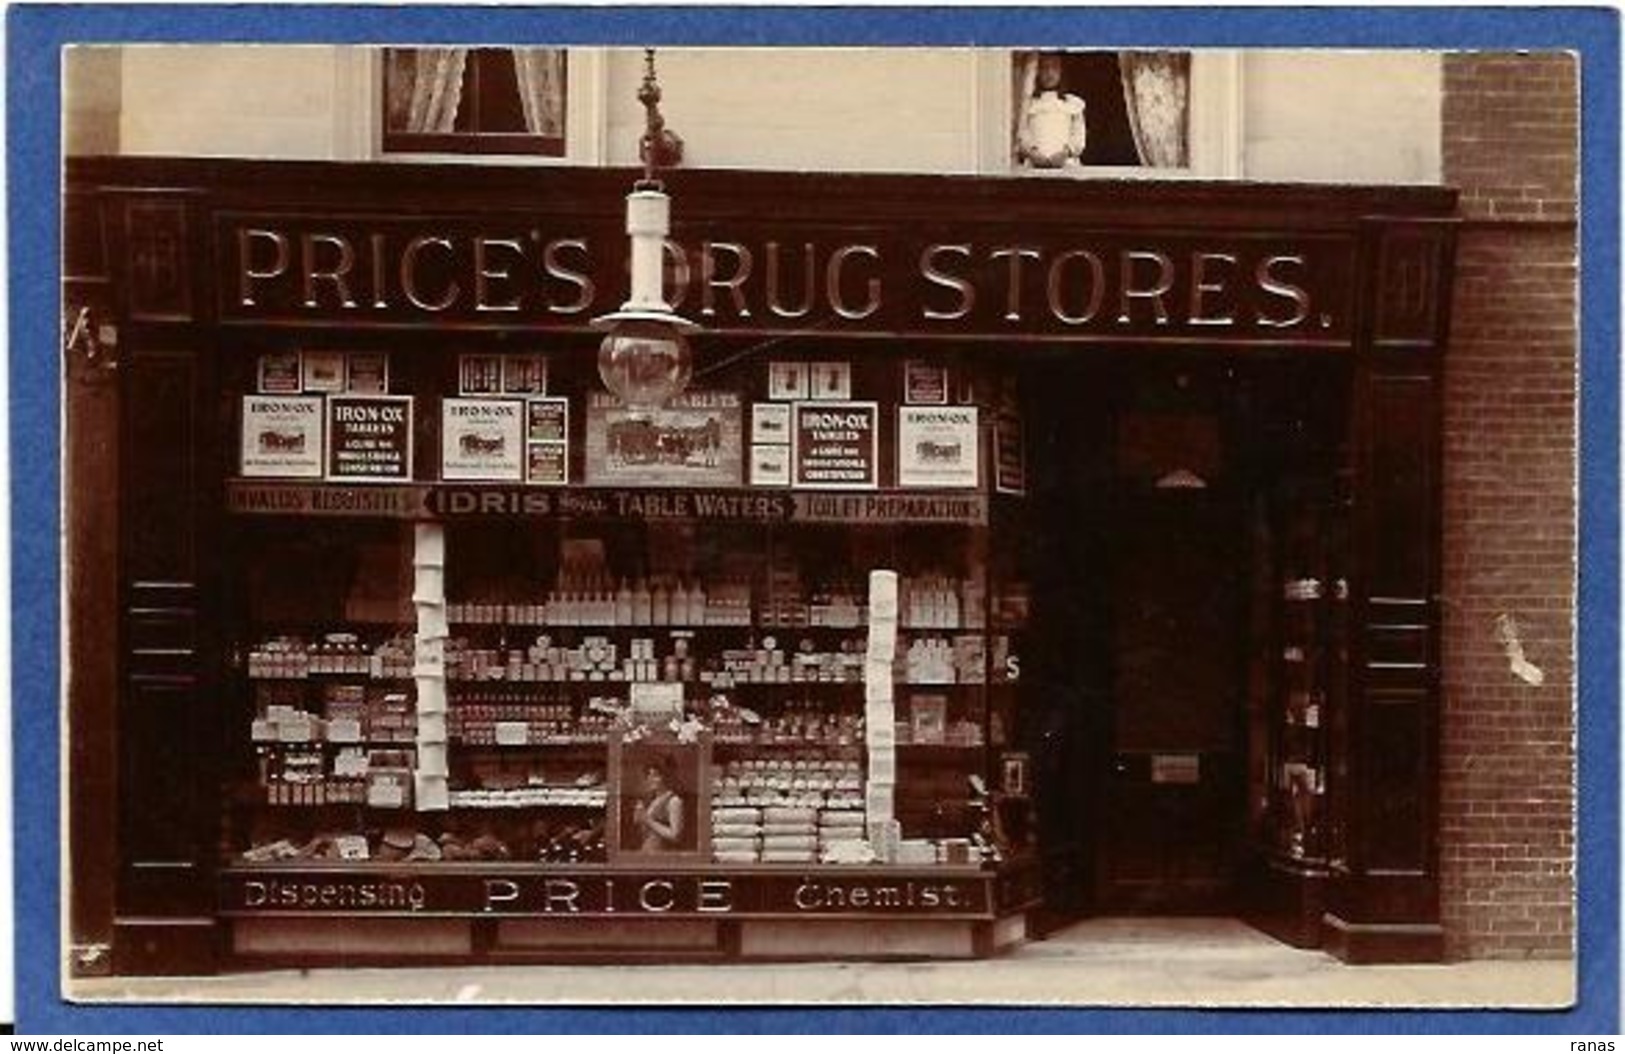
left=42, top=12, right=1611, bottom=1032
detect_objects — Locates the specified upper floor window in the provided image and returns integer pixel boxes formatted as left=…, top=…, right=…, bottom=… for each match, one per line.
left=383, top=47, right=567, bottom=156
left=1012, top=50, right=1191, bottom=170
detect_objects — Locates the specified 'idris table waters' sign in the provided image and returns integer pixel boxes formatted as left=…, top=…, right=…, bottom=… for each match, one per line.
left=220, top=214, right=1356, bottom=344
left=226, top=483, right=990, bottom=525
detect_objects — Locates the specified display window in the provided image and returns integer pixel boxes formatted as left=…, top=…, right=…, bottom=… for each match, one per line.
left=218, top=338, right=1042, bottom=946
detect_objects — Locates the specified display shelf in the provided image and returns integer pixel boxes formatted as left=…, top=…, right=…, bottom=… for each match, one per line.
left=237, top=792, right=608, bottom=810
left=1261, top=488, right=1348, bottom=868
left=711, top=741, right=865, bottom=753
left=446, top=793, right=608, bottom=809
left=253, top=739, right=419, bottom=748
left=438, top=677, right=994, bottom=689
left=448, top=735, right=888, bottom=754
left=444, top=621, right=996, bottom=634
left=247, top=674, right=416, bottom=683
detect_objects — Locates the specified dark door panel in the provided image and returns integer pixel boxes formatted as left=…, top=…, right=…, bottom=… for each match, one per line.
left=1099, top=492, right=1247, bottom=912
left=1097, top=751, right=1243, bottom=912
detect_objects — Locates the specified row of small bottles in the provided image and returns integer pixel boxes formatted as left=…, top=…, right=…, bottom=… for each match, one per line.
left=900, top=574, right=986, bottom=630
left=449, top=574, right=994, bottom=630
left=450, top=574, right=753, bottom=628
left=552, top=574, right=706, bottom=626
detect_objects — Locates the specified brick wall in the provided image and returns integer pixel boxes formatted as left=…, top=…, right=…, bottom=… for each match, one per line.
left=1439, top=53, right=1578, bottom=959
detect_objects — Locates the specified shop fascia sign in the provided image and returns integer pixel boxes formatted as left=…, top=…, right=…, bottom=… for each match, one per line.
left=224, top=481, right=990, bottom=525
left=221, top=213, right=1352, bottom=341
left=224, top=870, right=992, bottom=917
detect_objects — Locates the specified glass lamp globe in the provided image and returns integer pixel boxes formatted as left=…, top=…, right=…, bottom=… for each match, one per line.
left=596, top=317, right=693, bottom=413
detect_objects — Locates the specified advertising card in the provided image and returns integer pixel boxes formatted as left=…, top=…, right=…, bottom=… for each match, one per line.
left=257, top=350, right=302, bottom=394
left=749, top=444, right=790, bottom=486
left=441, top=398, right=524, bottom=481
left=808, top=360, right=853, bottom=400
left=240, top=395, right=324, bottom=478
left=903, top=359, right=950, bottom=404
left=325, top=395, right=413, bottom=483
left=300, top=350, right=346, bottom=393
left=458, top=353, right=504, bottom=396
left=767, top=360, right=809, bottom=400
left=345, top=352, right=390, bottom=394
left=503, top=354, right=548, bottom=395
left=791, top=401, right=878, bottom=489
left=898, top=405, right=980, bottom=488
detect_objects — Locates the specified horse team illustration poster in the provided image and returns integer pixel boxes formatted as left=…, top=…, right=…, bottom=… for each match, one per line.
left=585, top=391, right=744, bottom=487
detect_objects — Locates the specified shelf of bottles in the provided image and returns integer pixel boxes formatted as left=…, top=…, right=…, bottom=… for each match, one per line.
left=229, top=517, right=1027, bottom=871
left=1269, top=493, right=1348, bottom=867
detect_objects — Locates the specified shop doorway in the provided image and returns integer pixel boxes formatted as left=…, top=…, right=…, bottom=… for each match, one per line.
left=1098, top=489, right=1246, bottom=912
left=1020, top=357, right=1265, bottom=919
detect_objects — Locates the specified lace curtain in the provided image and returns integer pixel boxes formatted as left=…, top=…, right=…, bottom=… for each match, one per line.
left=385, top=48, right=565, bottom=136
left=1119, top=51, right=1190, bottom=168
left=1010, top=51, right=1039, bottom=162
left=512, top=49, right=567, bottom=137
left=385, top=48, right=468, bottom=134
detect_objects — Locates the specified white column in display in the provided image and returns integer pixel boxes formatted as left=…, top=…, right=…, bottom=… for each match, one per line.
left=413, top=522, right=450, bottom=811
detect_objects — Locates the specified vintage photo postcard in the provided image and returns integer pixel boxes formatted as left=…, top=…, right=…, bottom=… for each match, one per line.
left=32, top=5, right=1615, bottom=1036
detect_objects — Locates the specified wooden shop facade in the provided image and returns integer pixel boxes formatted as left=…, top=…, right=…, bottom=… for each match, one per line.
left=62, top=157, right=1457, bottom=974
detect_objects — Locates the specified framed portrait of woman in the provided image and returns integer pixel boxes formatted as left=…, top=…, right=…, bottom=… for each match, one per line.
left=607, top=730, right=713, bottom=864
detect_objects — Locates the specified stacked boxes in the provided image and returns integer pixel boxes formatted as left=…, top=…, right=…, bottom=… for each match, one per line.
left=714, top=757, right=863, bottom=809
left=246, top=635, right=415, bottom=679
left=323, top=684, right=366, bottom=743
left=710, top=759, right=864, bottom=863
left=865, top=570, right=901, bottom=862
left=760, top=805, right=819, bottom=863
left=447, top=634, right=696, bottom=684
left=818, top=808, right=870, bottom=863
left=412, top=523, right=448, bottom=811
left=365, top=689, right=416, bottom=744
left=712, top=805, right=763, bottom=863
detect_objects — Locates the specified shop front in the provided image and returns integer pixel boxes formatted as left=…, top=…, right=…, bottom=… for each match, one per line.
left=63, top=158, right=1456, bottom=974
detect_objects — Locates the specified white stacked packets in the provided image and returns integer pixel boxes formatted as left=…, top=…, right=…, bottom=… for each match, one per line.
left=865, top=570, right=901, bottom=861
left=413, top=523, right=450, bottom=811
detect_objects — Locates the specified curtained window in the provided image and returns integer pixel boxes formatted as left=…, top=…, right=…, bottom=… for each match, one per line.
left=1011, top=50, right=1190, bottom=170
left=382, top=47, right=567, bottom=156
